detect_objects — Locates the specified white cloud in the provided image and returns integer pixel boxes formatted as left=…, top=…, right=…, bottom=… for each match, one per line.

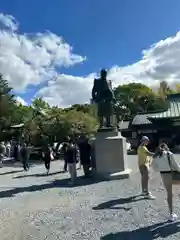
left=36, top=74, right=95, bottom=108
left=0, top=13, right=18, bottom=31
left=15, top=96, right=28, bottom=106
left=107, top=32, right=180, bottom=87
left=0, top=13, right=85, bottom=91
left=36, top=31, right=180, bottom=107
left=1, top=13, right=180, bottom=108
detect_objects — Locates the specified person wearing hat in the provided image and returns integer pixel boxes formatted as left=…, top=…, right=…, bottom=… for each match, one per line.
left=137, top=136, right=155, bottom=199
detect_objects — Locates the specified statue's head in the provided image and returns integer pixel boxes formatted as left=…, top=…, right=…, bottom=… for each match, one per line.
left=100, top=68, right=107, bottom=80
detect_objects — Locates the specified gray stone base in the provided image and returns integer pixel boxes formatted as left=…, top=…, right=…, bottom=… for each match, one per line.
left=94, top=130, right=132, bottom=180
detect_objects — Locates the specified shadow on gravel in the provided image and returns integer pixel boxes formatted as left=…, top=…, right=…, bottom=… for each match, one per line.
left=2, top=161, right=35, bottom=168
left=0, top=170, right=24, bottom=176
left=13, top=171, right=65, bottom=178
left=2, top=159, right=45, bottom=168
left=101, top=221, right=180, bottom=239
left=0, top=176, right=104, bottom=199
left=93, top=195, right=143, bottom=210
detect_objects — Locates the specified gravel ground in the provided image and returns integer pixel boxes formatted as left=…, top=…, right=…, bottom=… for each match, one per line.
left=0, top=156, right=180, bottom=239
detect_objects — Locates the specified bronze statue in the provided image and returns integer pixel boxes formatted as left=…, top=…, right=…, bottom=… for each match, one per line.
left=92, top=69, right=115, bottom=129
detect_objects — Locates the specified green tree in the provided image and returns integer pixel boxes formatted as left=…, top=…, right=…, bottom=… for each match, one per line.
left=32, top=98, right=50, bottom=109
left=114, top=83, right=167, bottom=116
left=65, top=109, right=98, bottom=136
left=64, top=103, right=95, bottom=117
left=0, top=75, right=16, bottom=139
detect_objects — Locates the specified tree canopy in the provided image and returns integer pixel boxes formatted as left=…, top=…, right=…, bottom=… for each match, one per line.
left=114, top=83, right=168, bottom=116
left=0, top=75, right=179, bottom=144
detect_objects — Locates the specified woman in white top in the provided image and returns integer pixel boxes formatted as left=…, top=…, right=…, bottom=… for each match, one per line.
left=152, top=143, right=180, bottom=221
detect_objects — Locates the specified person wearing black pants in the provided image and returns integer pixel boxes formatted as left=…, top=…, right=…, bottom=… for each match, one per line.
left=62, top=137, right=70, bottom=172
left=20, top=143, right=29, bottom=171
left=43, top=145, right=51, bottom=175
left=45, top=158, right=50, bottom=172
left=78, top=136, right=91, bottom=177
left=62, top=142, right=68, bottom=172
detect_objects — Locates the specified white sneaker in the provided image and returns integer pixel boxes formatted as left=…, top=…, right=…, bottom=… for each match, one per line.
left=169, top=213, right=178, bottom=222
left=145, top=192, right=156, bottom=200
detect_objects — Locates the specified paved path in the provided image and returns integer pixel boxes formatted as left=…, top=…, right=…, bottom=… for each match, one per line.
left=0, top=156, right=180, bottom=239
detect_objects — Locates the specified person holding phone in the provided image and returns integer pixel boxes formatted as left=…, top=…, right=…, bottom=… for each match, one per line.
left=137, top=136, right=155, bottom=199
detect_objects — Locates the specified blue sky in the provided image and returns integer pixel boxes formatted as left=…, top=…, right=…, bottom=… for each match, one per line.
left=0, top=0, right=180, bottom=107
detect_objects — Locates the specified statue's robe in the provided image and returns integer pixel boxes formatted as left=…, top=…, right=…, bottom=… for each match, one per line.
left=92, top=78, right=114, bottom=118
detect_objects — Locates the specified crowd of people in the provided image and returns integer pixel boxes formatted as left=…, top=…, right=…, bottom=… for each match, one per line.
left=1, top=134, right=180, bottom=222
left=61, top=135, right=95, bottom=185
left=138, top=135, right=180, bottom=222
left=0, top=135, right=96, bottom=185
left=0, top=141, right=30, bottom=170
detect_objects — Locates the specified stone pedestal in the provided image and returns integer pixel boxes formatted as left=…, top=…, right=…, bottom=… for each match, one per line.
left=94, top=130, right=131, bottom=180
